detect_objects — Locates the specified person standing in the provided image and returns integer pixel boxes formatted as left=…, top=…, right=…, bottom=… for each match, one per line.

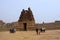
left=36, top=27, right=38, bottom=35
left=39, top=28, right=41, bottom=35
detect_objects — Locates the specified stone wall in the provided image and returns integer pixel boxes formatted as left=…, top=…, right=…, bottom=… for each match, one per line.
left=36, top=21, right=60, bottom=30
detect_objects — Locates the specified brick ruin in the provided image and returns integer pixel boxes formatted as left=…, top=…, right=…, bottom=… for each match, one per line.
left=16, top=8, right=35, bottom=31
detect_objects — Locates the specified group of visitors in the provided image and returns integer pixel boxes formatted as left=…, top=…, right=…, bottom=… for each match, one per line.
left=10, top=27, right=16, bottom=33
left=9, top=27, right=45, bottom=34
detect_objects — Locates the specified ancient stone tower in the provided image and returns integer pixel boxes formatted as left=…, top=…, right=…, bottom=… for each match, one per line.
left=18, top=8, right=35, bottom=31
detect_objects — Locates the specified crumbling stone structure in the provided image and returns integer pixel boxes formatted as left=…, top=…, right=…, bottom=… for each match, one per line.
left=18, top=8, right=35, bottom=31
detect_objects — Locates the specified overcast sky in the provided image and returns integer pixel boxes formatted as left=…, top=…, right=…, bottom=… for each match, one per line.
left=0, top=0, right=60, bottom=23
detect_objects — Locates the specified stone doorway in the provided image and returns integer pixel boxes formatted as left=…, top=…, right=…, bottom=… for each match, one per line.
left=23, top=23, right=27, bottom=31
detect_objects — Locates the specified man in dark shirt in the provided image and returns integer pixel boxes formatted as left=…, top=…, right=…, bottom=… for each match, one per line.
left=36, top=28, right=38, bottom=35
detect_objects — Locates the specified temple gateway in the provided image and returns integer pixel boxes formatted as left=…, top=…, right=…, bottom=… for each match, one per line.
left=17, top=8, right=35, bottom=31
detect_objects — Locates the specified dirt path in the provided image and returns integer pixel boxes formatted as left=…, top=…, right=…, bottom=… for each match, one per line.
left=0, top=30, right=60, bottom=40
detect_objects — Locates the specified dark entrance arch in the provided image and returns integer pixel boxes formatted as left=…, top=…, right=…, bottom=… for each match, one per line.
left=23, top=23, right=27, bottom=31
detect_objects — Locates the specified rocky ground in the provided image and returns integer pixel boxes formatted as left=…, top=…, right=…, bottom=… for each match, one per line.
left=0, top=30, right=60, bottom=40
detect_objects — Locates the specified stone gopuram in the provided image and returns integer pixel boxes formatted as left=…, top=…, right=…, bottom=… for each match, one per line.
left=18, top=8, right=35, bottom=31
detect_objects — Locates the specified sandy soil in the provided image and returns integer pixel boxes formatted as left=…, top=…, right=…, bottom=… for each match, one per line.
left=0, top=30, right=60, bottom=40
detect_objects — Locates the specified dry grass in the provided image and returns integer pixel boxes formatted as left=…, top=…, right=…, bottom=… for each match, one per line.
left=0, top=30, right=60, bottom=40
